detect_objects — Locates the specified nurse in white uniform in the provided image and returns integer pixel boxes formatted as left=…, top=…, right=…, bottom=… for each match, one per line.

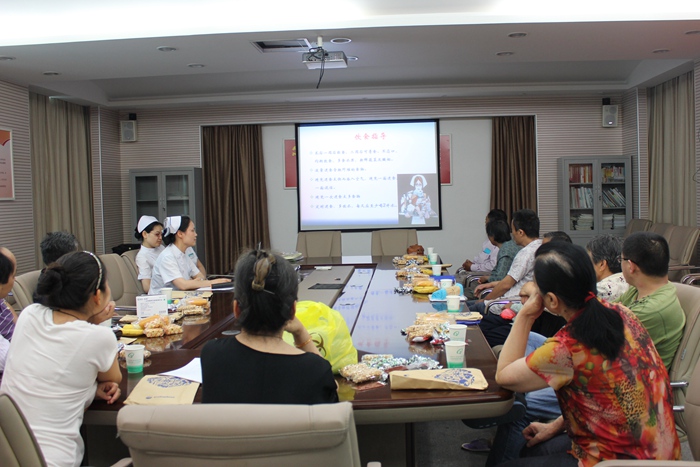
left=134, top=215, right=164, bottom=293
left=149, top=216, right=230, bottom=293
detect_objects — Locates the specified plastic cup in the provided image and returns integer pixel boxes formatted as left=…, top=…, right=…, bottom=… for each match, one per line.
left=444, top=341, right=467, bottom=368
left=125, top=344, right=145, bottom=374
left=446, top=295, right=461, bottom=312
left=431, top=265, right=441, bottom=276
left=160, top=287, right=173, bottom=303
left=440, top=278, right=453, bottom=289
left=429, top=253, right=438, bottom=265
left=426, top=247, right=434, bottom=255
left=449, top=324, right=468, bottom=342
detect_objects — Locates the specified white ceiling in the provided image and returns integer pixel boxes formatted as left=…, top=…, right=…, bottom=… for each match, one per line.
left=1, top=1, right=699, bottom=109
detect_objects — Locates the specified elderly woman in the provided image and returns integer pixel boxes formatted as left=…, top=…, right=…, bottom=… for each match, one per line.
left=201, top=249, right=338, bottom=404
left=496, top=242, right=679, bottom=466
left=586, top=234, right=628, bottom=302
left=0, top=251, right=122, bottom=467
left=149, top=216, right=230, bottom=293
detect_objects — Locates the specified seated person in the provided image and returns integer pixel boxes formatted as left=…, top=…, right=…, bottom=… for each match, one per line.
left=133, top=215, right=164, bottom=293
left=201, top=249, right=338, bottom=404
left=459, top=209, right=508, bottom=275
left=149, top=216, right=230, bottom=293
left=469, top=230, right=681, bottom=465
left=542, top=230, right=571, bottom=243
left=469, top=209, right=541, bottom=319
left=586, top=234, right=628, bottom=302
left=0, top=251, right=122, bottom=467
left=0, top=247, right=18, bottom=342
left=40, top=231, right=80, bottom=265
left=496, top=242, right=680, bottom=466
left=468, top=220, right=521, bottom=297
left=515, top=231, right=571, bottom=337
left=617, top=231, right=684, bottom=369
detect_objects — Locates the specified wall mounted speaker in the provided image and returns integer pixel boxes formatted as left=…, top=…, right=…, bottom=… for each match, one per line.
left=120, top=120, right=138, bottom=142
left=602, top=105, right=619, bottom=128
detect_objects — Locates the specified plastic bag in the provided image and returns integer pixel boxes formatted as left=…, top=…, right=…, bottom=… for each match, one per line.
left=283, top=300, right=358, bottom=373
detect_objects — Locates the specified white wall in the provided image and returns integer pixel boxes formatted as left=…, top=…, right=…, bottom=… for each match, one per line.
left=263, top=119, right=492, bottom=267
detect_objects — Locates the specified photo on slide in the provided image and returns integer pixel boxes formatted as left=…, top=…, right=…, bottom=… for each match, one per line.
left=397, top=173, right=438, bottom=226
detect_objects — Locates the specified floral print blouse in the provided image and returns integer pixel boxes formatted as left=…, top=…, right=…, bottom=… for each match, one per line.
left=596, top=272, right=628, bottom=303
left=526, top=303, right=680, bottom=466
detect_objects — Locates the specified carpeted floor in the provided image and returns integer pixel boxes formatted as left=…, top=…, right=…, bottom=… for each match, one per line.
left=415, top=420, right=694, bottom=467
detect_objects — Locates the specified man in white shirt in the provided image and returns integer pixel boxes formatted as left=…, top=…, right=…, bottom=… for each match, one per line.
left=468, top=209, right=542, bottom=331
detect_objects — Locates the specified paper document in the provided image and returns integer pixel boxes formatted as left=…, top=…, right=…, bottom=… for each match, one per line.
left=196, top=285, right=234, bottom=292
left=159, top=358, right=203, bottom=384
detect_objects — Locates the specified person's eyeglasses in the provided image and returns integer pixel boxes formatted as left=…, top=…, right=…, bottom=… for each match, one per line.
left=618, top=256, right=631, bottom=263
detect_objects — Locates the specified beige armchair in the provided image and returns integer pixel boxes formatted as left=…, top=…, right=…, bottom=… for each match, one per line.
left=669, top=283, right=700, bottom=441
left=10, top=270, right=41, bottom=311
left=0, top=393, right=130, bottom=467
left=371, top=229, right=418, bottom=256
left=99, top=254, right=142, bottom=307
left=296, top=231, right=342, bottom=258
left=120, top=249, right=145, bottom=295
left=666, top=226, right=700, bottom=282
left=623, top=218, right=652, bottom=237
left=118, top=402, right=366, bottom=467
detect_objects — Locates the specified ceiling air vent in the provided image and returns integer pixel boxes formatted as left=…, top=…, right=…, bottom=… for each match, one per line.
left=251, top=39, right=312, bottom=53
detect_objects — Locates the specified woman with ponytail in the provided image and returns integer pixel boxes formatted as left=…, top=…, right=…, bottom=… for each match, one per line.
left=496, top=242, right=679, bottom=466
left=200, top=249, right=338, bottom=404
left=0, top=251, right=122, bottom=467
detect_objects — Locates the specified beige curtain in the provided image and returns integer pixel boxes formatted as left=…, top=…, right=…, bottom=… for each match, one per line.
left=29, top=93, right=94, bottom=265
left=490, top=116, right=537, bottom=216
left=201, top=125, right=270, bottom=274
left=648, top=71, right=696, bottom=226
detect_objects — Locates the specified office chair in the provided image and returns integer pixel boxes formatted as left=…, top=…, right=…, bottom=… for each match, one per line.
left=10, top=269, right=41, bottom=311
left=296, top=231, right=342, bottom=258
left=118, top=401, right=366, bottom=467
left=371, top=229, right=418, bottom=256
left=0, top=393, right=129, bottom=467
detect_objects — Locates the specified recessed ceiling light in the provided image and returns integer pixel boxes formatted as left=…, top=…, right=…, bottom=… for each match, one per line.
left=652, top=48, right=670, bottom=54
left=187, top=63, right=205, bottom=68
left=496, top=51, right=514, bottom=56
left=347, top=56, right=359, bottom=61
left=157, top=46, right=177, bottom=52
left=508, top=32, right=527, bottom=38
left=0, top=56, right=16, bottom=61
left=685, top=30, right=700, bottom=35
left=42, top=71, right=60, bottom=76
left=330, top=37, right=352, bottom=44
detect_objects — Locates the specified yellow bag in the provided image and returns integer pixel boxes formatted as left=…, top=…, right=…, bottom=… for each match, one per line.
left=283, top=300, right=358, bottom=373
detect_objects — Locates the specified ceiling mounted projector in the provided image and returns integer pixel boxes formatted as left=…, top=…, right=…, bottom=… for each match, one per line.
left=302, top=50, right=348, bottom=69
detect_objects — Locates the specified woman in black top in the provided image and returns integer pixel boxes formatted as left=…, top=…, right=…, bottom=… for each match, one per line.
left=201, top=249, right=338, bottom=404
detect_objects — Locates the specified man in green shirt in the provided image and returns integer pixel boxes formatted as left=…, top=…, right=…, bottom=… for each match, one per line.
left=617, top=231, right=685, bottom=369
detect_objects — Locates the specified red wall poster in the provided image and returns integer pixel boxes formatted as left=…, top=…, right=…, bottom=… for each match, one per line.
left=284, top=139, right=297, bottom=189
left=0, top=129, right=14, bottom=200
left=439, top=134, right=452, bottom=185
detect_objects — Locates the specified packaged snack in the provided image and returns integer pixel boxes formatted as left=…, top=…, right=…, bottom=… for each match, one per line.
left=339, top=363, right=383, bottom=384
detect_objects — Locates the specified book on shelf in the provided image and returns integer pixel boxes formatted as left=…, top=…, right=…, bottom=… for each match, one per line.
left=601, top=165, right=625, bottom=183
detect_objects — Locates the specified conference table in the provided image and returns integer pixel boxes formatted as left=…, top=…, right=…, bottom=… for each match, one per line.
left=84, top=256, right=512, bottom=466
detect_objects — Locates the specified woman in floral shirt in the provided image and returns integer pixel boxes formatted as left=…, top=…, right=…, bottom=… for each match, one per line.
left=586, top=234, right=628, bottom=302
left=496, top=242, right=680, bottom=466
